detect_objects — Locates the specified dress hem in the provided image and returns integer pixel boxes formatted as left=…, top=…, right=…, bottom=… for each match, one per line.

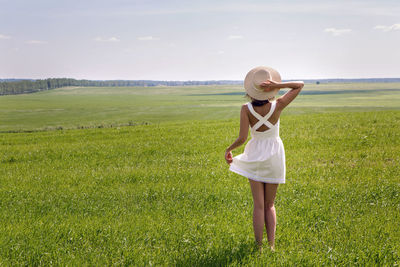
left=229, top=164, right=285, bottom=184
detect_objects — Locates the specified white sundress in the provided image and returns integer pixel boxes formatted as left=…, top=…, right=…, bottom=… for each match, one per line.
left=229, top=100, right=286, bottom=184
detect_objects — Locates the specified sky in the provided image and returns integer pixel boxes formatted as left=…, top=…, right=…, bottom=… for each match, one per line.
left=0, top=0, right=399, bottom=80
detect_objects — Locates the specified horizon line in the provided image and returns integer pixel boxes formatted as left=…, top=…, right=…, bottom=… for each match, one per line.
left=2, top=77, right=400, bottom=82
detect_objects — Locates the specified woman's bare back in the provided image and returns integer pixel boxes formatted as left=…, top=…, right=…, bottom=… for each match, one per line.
left=246, top=102, right=282, bottom=132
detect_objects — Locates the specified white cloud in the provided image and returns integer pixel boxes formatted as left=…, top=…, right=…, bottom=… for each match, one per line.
left=228, top=35, right=244, bottom=40
left=26, top=40, right=48, bottom=44
left=217, top=50, right=225, bottom=55
left=137, top=36, right=160, bottom=41
left=373, top=23, right=400, bottom=32
left=94, top=36, right=120, bottom=42
left=0, top=34, right=11, bottom=40
left=324, top=28, right=352, bottom=36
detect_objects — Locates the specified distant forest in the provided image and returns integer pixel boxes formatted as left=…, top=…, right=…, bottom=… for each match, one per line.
left=0, top=78, right=243, bottom=95
left=1, top=77, right=400, bottom=96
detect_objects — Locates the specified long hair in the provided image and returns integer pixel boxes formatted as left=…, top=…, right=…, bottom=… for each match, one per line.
left=245, top=93, right=270, bottom=106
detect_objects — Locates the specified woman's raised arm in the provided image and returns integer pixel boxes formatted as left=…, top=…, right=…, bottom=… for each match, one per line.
left=261, top=80, right=304, bottom=110
left=276, top=81, right=304, bottom=109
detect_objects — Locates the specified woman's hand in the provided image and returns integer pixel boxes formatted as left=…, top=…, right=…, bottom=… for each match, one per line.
left=225, top=150, right=233, bottom=165
left=260, top=79, right=280, bottom=92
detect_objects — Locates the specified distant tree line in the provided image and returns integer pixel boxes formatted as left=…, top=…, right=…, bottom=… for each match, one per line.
left=0, top=78, right=243, bottom=95
left=1, top=77, right=400, bottom=96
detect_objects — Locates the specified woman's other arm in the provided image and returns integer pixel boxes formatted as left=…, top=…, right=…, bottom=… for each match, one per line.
left=225, top=105, right=249, bottom=164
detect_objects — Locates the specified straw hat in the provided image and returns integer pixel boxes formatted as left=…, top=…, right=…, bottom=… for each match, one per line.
left=244, top=66, right=282, bottom=100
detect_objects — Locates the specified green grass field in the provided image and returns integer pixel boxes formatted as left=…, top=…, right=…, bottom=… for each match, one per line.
left=1, top=82, right=400, bottom=132
left=1, top=83, right=400, bottom=265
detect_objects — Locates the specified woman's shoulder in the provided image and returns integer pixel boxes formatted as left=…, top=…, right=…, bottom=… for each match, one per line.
left=241, top=102, right=250, bottom=109
left=240, top=103, right=251, bottom=116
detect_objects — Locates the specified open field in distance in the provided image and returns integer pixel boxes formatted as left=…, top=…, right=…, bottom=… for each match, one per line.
left=1, top=82, right=400, bottom=132
left=0, top=82, right=399, bottom=265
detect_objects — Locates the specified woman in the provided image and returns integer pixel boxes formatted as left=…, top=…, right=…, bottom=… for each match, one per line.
left=225, top=66, right=304, bottom=252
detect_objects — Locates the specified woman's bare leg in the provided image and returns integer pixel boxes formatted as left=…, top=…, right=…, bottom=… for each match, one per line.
left=264, top=183, right=279, bottom=250
left=248, top=179, right=265, bottom=250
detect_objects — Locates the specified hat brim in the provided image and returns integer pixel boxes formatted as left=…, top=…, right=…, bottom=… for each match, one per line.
left=244, top=66, right=282, bottom=100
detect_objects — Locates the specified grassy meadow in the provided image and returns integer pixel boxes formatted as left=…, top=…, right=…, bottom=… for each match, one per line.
left=1, top=82, right=400, bottom=132
left=0, top=83, right=400, bottom=265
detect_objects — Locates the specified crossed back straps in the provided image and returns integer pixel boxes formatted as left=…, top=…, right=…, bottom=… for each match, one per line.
left=247, top=101, right=277, bottom=131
